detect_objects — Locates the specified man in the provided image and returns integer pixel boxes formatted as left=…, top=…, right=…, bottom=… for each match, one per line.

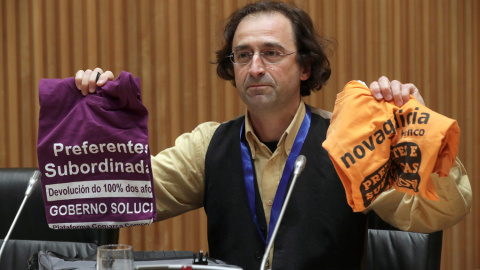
left=75, top=1, right=471, bottom=269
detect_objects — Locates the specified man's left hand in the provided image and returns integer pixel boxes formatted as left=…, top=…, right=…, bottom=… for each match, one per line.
left=369, top=76, right=425, bottom=106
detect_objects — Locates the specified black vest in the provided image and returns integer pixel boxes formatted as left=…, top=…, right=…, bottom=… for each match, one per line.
left=204, top=113, right=367, bottom=270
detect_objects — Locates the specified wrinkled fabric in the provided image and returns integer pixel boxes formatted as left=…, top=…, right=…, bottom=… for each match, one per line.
left=323, top=80, right=460, bottom=212
left=37, top=71, right=156, bottom=229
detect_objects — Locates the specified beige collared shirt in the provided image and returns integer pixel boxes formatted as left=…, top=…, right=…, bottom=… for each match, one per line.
left=151, top=101, right=472, bottom=234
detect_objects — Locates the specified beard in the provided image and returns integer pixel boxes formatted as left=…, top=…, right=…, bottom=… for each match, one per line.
left=238, top=73, right=278, bottom=110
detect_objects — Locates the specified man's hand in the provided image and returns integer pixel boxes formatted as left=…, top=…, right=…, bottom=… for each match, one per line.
left=369, top=76, right=425, bottom=106
left=75, top=68, right=115, bottom=96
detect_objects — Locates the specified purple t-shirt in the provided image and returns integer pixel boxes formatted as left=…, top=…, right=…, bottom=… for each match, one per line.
left=37, top=71, right=156, bottom=229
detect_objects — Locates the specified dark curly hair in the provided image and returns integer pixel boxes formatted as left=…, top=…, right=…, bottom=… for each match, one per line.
left=215, top=1, right=332, bottom=96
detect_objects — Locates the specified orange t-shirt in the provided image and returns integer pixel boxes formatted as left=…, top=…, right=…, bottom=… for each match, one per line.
left=322, top=81, right=460, bottom=212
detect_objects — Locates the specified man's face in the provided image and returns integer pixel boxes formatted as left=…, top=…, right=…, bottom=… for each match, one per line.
left=232, top=12, right=310, bottom=113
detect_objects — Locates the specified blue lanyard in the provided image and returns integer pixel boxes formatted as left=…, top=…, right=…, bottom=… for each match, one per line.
left=239, top=104, right=311, bottom=245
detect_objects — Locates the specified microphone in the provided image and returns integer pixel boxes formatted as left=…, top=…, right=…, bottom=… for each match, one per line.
left=260, top=155, right=306, bottom=270
left=0, top=170, right=42, bottom=262
left=293, top=155, right=306, bottom=175
left=25, top=170, right=42, bottom=198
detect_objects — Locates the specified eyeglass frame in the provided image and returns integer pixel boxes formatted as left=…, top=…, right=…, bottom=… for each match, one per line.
left=227, top=50, right=297, bottom=65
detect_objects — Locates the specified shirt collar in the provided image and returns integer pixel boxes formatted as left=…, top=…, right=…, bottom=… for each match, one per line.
left=244, top=101, right=307, bottom=158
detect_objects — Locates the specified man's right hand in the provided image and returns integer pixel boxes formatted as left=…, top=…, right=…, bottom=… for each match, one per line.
left=75, top=68, right=115, bottom=96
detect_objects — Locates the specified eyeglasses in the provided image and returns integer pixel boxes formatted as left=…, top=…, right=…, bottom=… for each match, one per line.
left=228, top=50, right=297, bottom=65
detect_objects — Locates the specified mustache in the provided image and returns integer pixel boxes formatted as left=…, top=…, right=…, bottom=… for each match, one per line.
left=244, top=74, right=275, bottom=88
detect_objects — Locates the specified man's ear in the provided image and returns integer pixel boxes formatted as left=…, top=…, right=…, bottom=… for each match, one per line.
left=300, top=59, right=312, bottom=81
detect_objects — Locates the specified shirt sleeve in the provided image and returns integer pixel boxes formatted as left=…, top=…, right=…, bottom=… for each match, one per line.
left=150, top=121, right=220, bottom=221
left=365, top=158, right=472, bottom=233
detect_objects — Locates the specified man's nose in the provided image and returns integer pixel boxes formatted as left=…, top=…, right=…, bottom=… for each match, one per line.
left=248, top=54, right=266, bottom=77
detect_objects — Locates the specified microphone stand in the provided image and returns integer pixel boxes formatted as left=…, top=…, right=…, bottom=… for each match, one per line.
left=260, top=155, right=306, bottom=270
left=0, top=170, right=42, bottom=262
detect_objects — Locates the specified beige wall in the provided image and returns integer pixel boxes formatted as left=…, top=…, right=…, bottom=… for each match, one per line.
left=1, top=0, right=478, bottom=269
